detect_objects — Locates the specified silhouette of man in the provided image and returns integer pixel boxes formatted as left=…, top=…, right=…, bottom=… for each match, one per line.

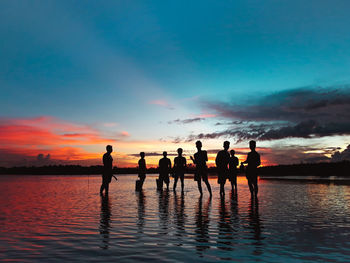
left=100, top=145, right=114, bottom=195
left=191, top=141, right=212, bottom=196
left=138, top=152, right=146, bottom=189
left=228, top=149, right=239, bottom=192
left=159, top=151, right=171, bottom=190
left=243, top=140, right=261, bottom=198
left=173, top=148, right=186, bottom=192
left=216, top=141, right=230, bottom=196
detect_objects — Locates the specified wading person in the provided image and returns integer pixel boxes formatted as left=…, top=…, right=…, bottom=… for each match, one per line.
left=216, top=141, right=230, bottom=197
left=100, top=145, right=114, bottom=195
left=228, top=149, right=239, bottom=192
left=159, top=151, right=171, bottom=190
left=191, top=141, right=212, bottom=197
left=243, top=140, right=261, bottom=198
left=173, top=148, right=186, bottom=192
left=137, top=152, right=146, bottom=190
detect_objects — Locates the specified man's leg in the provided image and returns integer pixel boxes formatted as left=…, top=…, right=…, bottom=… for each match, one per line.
left=247, top=178, right=254, bottom=195
left=180, top=175, right=184, bottom=192
left=197, top=180, right=203, bottom=195
left=204, top=178, right=212, bottom=196
left=220, top=183, right=225, bottom=196
left=173, top=175, right=178, bottom=190
left=253, top=176, right=258, bottom=197
left=105, top=182, right=109, bottom=195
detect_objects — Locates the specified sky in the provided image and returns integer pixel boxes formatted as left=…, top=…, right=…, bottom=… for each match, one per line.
left=1, top=0, right=350, bottom=167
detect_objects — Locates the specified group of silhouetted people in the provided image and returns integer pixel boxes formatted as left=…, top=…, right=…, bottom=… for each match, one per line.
left=100, top=140, right=260, bottom=198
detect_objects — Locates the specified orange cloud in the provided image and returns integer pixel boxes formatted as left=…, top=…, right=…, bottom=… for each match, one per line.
left=149, top=99, right=174, bottom=110
left=0, top=116, right=119, bottom=166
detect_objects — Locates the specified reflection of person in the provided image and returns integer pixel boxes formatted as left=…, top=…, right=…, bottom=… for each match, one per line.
left=100, top=145, right=114, bottom=195
left=138, top=152, right=146, bottom=189
left=159, top=151, right=171, bottom=190
left=99, top=194, right=111, bottom=249
left=243, top=140, right=261, bottom=197
left=136, top=190, right=146, bottom=234
left=173, top=148, right=186, bottom=192
left=216, top=141, right=230, bottom=196
left=174, top=191, right=185, bottom=242
left=248, top=198, right=262, bottom=251
left=191, top=141, right=212, bottom=196
left=194, top=196, right=211, bottom=254
left=228, top=150, right=239, bottom=192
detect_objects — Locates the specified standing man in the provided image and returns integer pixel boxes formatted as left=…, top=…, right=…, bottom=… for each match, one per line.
left=159, top=151, right=171, bottom=190
left=191, top=141, right=212, bottom=197
left=228, top=150, right=239, bottom=192
left=243, top=140, right=261, bottom=198
left=100, top=145, right=114, bottom=195
left=216, top=141, right=230, bottom=197
left=173, top=148, right=186, bottom=192
left=138, top=152, right=147, bottom=189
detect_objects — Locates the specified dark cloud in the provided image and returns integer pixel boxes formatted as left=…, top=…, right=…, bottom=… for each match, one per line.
left=168, top=118, right=204, bottom=124
left=331, top=145, right=350, bottom=162
left=259, top=146, right=332, bottom=165
left=189, top=85, right=350, bottom=141
left=205, top=86, right=350, bottom=123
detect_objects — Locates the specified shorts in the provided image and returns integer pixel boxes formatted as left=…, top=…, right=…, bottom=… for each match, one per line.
left=174, top=172, right=184, bottom=180
left=246, top=167, right=258, bottom=179
left=217, top=172, right=227, bottom=184
left=228, top=170, right=237, bottom=183
left=194, top=168, right=208, bottom=182
left=138, top=173, right=146, bottom=181
left=159, top=173, right=170, bottom=184
left=102, top=172, right=112, bottom=184
left=247, top=175, right=258, bottom=186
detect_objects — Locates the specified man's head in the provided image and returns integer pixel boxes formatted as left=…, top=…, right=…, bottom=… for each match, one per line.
left=230, top=149, right=235, bottom=156
left=249, top=140, right=256, bottom=151
left=195, top=140, right=202, bottom=150
left=223, top=141, right=230, bottom=150
left=140, top=152, right=145, bottom=158
left=106, top=145, right=113, bottom=153
left=177, top=148, right=183, bottom=155
left=163, top=151, right=167, bottom=157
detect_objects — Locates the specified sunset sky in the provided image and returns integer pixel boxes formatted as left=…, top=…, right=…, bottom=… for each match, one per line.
left=1, top=0, right=350, bottom=167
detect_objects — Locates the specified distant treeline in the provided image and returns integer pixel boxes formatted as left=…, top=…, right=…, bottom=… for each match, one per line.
left=0, top=161, right=349, bottom=176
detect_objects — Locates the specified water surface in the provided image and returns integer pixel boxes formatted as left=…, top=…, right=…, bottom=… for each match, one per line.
left=0, top=175, right=349, bottom=262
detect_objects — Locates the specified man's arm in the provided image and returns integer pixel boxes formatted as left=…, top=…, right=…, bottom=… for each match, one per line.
left=257, top=153, right=261, bottom=167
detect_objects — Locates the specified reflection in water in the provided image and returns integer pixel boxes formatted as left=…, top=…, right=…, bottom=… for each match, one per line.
left=99, top=195, right=111, bottom=250
left=136, top=190, right=146, bottom=234
left=248, top=197, right=263, bottom=256
left=1, top=175, right=350, bottom=262
left=174, top=191, right=186, bottom=243
left=217, top=196, right=233, bottom=253
left=158, top=190, right=170, bottom=235
left=230, top=190, right=239, bottom=229
left=195, top=196, right=212, bottom=255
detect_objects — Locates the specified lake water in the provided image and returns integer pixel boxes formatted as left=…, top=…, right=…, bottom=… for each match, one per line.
left=0, top=174, right=350, bottom=262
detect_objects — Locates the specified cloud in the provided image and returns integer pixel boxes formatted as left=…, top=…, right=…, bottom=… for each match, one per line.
left=117, top=131, right=130, bottom=137
left=0, top=116, right=116, bottom=166
left=331, top=144, right=350, bottom=162
left=168, top=117, right=204, bottom=124
left=149, top=99, right=174, bottom=110
left=190, top=85, right=350, bottom=141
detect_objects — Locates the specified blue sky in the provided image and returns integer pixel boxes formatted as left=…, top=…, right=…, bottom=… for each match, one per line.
left=1, top=0, right=350, bottom=166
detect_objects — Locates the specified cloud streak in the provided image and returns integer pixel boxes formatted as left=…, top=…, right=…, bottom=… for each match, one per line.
left=186, top=85, right=350, bottom=142
left=149, top=99, right=174, bottom=110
